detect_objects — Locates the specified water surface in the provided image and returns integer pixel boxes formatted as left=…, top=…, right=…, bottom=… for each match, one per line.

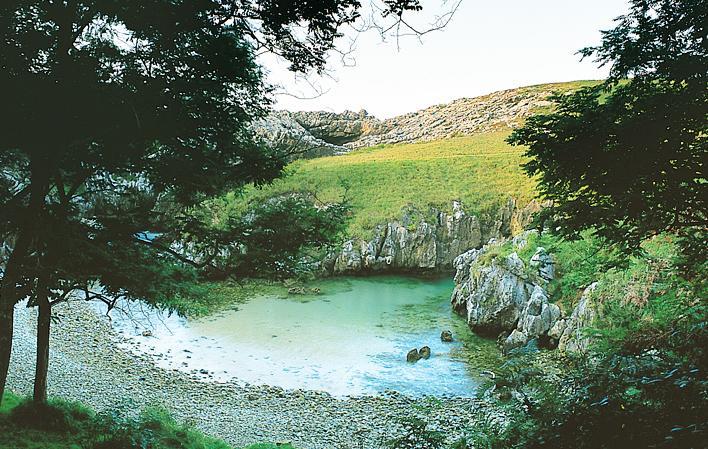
left=107, top=276, right=498, bottom=397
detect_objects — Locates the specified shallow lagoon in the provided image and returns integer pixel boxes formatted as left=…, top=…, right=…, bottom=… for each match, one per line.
left=107, top=276, right=499, bottom=397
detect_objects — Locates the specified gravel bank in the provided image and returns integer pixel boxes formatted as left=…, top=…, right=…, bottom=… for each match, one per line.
left=7, top=301, right=496, bottom=448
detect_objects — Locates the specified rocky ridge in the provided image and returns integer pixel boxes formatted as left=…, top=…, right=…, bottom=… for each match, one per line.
left=451, top=231, right=599, bottom=353
left=258, top=83, right=579, bottom=154
left=324, top=199, right=541, bottom=275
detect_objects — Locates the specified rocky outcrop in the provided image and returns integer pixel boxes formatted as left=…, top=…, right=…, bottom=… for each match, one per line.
left=253, top=111, right=347, bottom=160
left=287, top=110, right=389, bottom=146
left=553, top=283, right=599, bottom=353
left=324, top=199, right=540, bottom=275
left=451, top=234, right=601, bottom=354
left=349, top=85, right=560, bottom=148
left=256, top=83, right=590, bottom=158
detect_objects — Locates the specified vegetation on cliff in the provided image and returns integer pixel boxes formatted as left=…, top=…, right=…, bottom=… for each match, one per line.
left=234, top=130, right=537, bottom=238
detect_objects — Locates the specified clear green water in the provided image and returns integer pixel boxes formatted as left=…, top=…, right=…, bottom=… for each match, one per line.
left=111, top=276, right=500, bottom=397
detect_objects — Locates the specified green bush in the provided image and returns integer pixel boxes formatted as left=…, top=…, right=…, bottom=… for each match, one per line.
left=385, top=418, right=446, bottom=449
left=9, top=397, right=92, bottom=434
left=0, top=394, right=282, bottom=449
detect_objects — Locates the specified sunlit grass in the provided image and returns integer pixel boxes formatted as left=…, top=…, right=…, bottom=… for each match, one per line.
left=239, top=130, right=537, bottom=238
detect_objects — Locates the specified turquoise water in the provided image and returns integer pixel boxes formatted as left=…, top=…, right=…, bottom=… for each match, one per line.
left=109, top=276, right=498, bottom=397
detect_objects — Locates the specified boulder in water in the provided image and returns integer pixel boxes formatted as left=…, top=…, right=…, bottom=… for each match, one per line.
left=419, top=346, right=431, bottom=359
left=441, top=330, right=454, bottom=342
left=406, top=348, right=420, bottom=363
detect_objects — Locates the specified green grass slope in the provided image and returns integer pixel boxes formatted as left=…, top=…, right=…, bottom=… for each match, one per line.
left=234, top=81, right=602, bottom=239
left=241, top=131, right=536, bottom=238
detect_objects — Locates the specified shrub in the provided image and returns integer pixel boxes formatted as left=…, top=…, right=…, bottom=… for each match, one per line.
left=9, top=397, right=92, bottom=434
left=385, top=418, right=446, bottom=449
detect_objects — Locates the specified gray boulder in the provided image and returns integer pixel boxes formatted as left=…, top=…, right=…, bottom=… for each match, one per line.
left=451, top=234, right=562, bottom=347
left=502, top=329, right=529, bottom=353
left=558, top=283, right=599, bottom=353
left=530, top=247, right=555, bottom=281
left=451, top=246, right=534, bottom=335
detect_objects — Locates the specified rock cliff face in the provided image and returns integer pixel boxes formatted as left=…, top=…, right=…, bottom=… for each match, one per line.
left=323, top=199, right=541, bottom=275
left=256, top=83, right=583, bottom=156
left=287, top=110, right=389, bottom=146
left=450, top=232, right=598, bottom=353
left=253, top=111, right=347, bottom=160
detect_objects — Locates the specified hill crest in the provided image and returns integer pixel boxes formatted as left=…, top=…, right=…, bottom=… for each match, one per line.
left=256, top=80, right=598, bottom=155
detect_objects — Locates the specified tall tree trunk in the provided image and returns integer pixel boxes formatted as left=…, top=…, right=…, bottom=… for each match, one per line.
left=0, top=299, right=15, bottom=405
left=0, top=156, right=49, bottom=406
left=0, top=232, right=30, bottom=405
left=33, top=275, right=51, bottom=404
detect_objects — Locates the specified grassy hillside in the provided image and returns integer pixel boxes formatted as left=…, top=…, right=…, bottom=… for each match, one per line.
left=237, top=130, right=536, bottom=238
left=230, top=82, right=608, bottom=239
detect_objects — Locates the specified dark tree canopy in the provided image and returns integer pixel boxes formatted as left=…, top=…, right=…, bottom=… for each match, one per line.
left=509, top=0, right=707, bottom=254
left=0, top=0, right=425, bottom=404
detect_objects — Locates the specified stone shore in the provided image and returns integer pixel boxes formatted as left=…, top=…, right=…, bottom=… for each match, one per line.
left=7, top=301, right=501, bottom=449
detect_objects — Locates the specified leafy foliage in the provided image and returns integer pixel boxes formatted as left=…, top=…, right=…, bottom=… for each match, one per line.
left=181, top=193, right=350, bottom=279
left=385, top=418, right=446, bottom=449
left=509, top=0, right=707, bottom=257
left=462, top=230, right=708, bottom=449
left=0, top=0, right=409, bottom=402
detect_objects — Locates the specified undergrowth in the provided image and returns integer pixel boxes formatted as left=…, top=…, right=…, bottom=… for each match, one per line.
left=0, top=392, right=295, bottom=449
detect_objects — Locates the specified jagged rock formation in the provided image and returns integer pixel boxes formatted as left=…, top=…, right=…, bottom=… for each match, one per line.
left=256, top=83, right=588, bottom=156
left=287, top=110, right=389, bottom=146
left=450, top=232, right=598, bottom=353
left=552, top=283, right=599, bottom=353
left=349, top=85, right=558, bottom=148
left=323, top=199, right=541, bottom=274
left=253, top=111, right=347, bottom=160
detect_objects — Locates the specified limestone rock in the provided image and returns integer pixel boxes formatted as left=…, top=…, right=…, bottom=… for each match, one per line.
left=326, top=200, right=537, bottom=275
left=254, top=85, right=578, bottom=161
left=530, top=247, right=555, bottom=281
left=288, top=110, right=388, bottom=146
left=558, top=283, right=599, bottom=353
left=346, top=85, right=571, bottom=149
left=548, top=318, right=567, bottom=341
left=253, top=112, right=347, bottom=160
left=451, top=247, right=534, bottom=335
left=451, top=234, right=562, bottom=347
left=503, top=329, right=528, bottom=353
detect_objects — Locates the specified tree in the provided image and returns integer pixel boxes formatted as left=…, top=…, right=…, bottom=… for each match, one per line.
left=509, top=0, right=707, bottom=257
left=180, top=192, right=351, bottom=279
left=0, top=0, right=430, bottom=405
